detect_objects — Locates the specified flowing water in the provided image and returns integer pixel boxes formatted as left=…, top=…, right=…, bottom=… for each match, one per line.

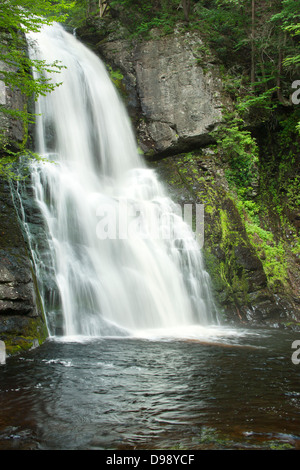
left=1, top=24, right=300, bottom=451
left=21, top=23, right=217, bottom=338
left=1, top=328, right=300, bottom=450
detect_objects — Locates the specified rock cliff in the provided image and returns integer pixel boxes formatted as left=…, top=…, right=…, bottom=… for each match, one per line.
left=0, top=177, right=48, bottom=356
left=151, top=152, right=296, bottom=325
left=79, top=21, right=226, bottom=157
left=0, top=60, right=48, bottom=356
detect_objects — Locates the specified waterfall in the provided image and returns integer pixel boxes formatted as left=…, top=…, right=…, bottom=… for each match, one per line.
left=22, top=23, right=218, bottom=338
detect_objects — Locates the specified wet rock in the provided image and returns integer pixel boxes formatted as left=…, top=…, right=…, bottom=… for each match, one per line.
left=0, top=179, right=48, bottom=355
left=0, top=31, right=48, bottom=355
left=150, top=153, right=283, bottom=325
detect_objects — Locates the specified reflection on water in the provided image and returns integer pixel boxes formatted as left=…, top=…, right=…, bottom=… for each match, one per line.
left=1, top=326, right=300, bottom=450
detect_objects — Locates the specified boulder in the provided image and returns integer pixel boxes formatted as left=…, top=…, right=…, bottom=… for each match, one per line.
left=86, top=26, right=227, bottom=157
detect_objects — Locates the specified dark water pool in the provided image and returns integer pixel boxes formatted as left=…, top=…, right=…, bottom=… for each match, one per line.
left=1, top=326, right=300, bottom=450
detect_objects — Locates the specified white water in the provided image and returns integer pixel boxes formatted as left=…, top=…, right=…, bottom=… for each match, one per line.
left=24, top=23, right=218, bottom=338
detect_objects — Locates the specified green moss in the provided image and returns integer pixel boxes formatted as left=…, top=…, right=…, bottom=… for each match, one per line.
left=4, top=286, right=49, bottom=356
left=3, top=316, right=48, bottom=357
left=198, top=427, right=232, bottom=447
left=220, top=209, right=230, bottom=241
left=203, top=250, right=228, bottom=295
left=236, top=198, right=290, bottom=292
left=205, top=204, right=214, bottom=214
left=170, top=152, right=256, bottom=309
left=106, top=65, right=128, bottom=100
left=269, top=441, right=294, bottom=450
left=6, top=337, right=37, bottom=355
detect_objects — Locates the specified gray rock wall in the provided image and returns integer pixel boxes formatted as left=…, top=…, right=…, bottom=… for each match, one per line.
left=94, top=27, right=226, bottom=156
left=0, top=178, right=48, bottom=356
left=0, top=53, right=48, bottom=356
left=0, top=57, right=26, bottom=150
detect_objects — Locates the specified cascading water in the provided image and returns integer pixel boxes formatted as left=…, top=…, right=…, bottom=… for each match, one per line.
left=21, top=23, right=218, bottom=338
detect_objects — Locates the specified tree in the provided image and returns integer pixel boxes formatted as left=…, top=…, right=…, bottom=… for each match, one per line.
left=0, top=0, right=74, bottom=177
left=250, top=0, right=255, bottom=88
left=99, top=0, right=108, bottom=17
left=182, top=0, right=191, bottom=23
left=271, top=0, right=300, bottom=69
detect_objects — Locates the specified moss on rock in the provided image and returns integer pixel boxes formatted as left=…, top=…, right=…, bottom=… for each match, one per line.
left=149, top=149, right=290, bottom=325
left=0, top=178, right=48, bottom=356
left=2, top=315, right=48, bottom=356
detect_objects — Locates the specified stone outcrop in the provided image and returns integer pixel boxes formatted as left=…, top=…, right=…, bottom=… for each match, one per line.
left=78, top=21, right=227, bottom=157
left=134, top=30, right=224, bottom=155
left=150, top=151, right=296, bottom=326
left=0, top=48, right=48, bottom=356
left=0, top=178, right=48, bottom=356
left=0, top=56, right=26, bottom=151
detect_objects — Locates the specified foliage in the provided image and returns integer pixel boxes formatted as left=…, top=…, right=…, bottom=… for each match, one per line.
left=100, top=0, right=300, bottom=129
left=108, top=0, right=181, bottom=38
left=269, top=0, right=300, bottom=70
left=211, top=116, right=259, bottom=194
left=245, top=218, right=288, bottom=290
left=0, top=0, right=75, bottom=178
left=263, top=109, right=300, bottom=213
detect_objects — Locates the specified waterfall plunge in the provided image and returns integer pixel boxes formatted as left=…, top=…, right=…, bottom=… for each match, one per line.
left=24, top=23, right=218, bottom=338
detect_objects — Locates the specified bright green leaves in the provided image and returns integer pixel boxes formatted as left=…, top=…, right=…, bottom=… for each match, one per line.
left=0, top=0, right=74, bottom=177
left=270, top=0, right=300, bottom=70
left=212, top=119, right=259, bottom=194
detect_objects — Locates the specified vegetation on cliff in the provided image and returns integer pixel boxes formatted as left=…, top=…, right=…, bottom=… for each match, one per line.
left=0, top=0, right=74, bottom=177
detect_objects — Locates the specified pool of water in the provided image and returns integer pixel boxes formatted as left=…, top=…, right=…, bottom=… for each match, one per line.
left=1, top=325, right=300, bottom=450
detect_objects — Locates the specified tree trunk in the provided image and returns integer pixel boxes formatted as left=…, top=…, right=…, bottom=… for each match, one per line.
left=276, top=32, right=288, bottom=104
left=87, top=0, right=91, bottom=16
left=182, top=0, right=191, bottom=23
left=251, top=0, right=255, bottom=88
left=99, top=0, right=108, bottom=17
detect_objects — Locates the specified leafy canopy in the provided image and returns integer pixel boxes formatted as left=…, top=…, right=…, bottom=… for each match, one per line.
left=0, top=0, right=74, bottom=177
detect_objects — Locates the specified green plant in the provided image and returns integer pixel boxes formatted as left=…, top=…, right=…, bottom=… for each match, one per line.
left=212, top=118, right=259, bottom=193
left=0, top=0, right=73, bottom=178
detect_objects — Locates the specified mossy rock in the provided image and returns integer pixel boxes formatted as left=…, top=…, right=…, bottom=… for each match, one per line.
left=0, top=178, right=48, bottom=356
left=1, top=315, right=48, bottom=356
left=150, top=150, right=279, bottom=324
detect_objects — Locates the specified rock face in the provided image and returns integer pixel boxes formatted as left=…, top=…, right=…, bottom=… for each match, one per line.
left=133, top=30, right=224, bottom=155
left=0, top=49, right=48, bottom=356
left=0, top=179, right=48, bottom=356
left=150, top=151, right=294, bottom=326
left=79, top=23, right=226, bottom=156
left=0, top=58, right=26, bottom=150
